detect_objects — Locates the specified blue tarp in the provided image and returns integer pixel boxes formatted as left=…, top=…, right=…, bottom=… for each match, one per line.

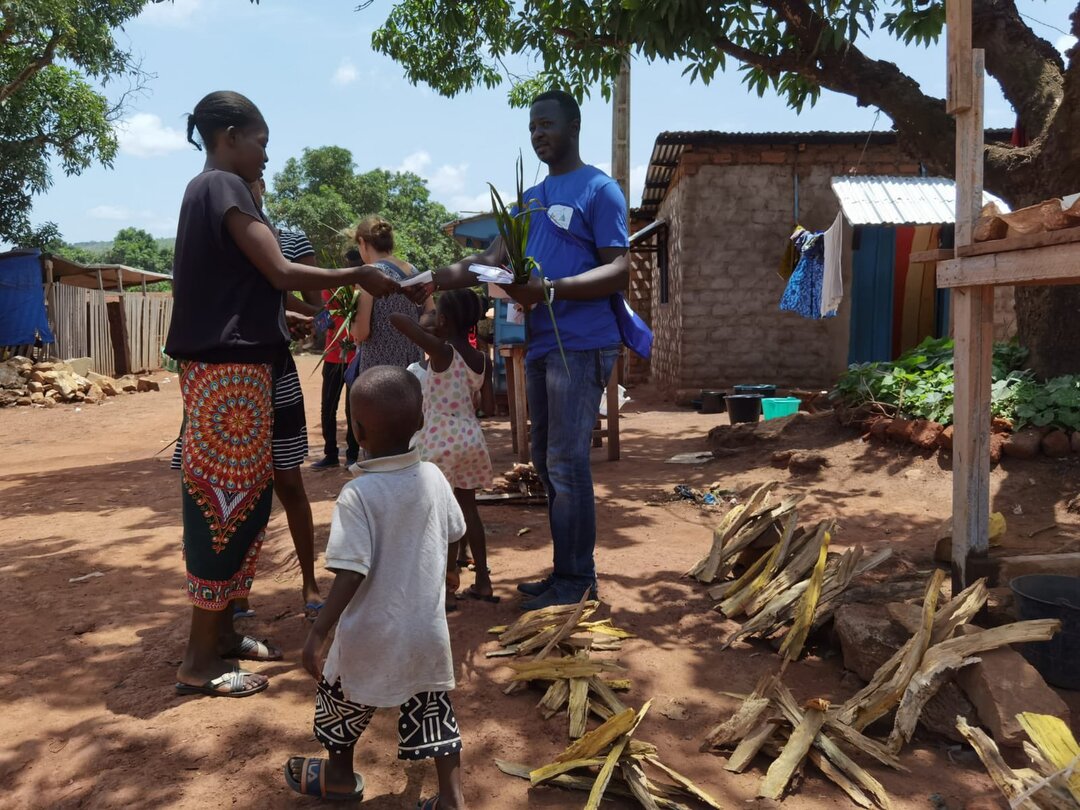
left=0, top=249, right=54, bottom=346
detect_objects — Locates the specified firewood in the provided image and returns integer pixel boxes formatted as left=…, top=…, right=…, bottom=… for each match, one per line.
left=620, top=761, right=663, bottom=810
left=806, top=748, right=876, bottom=809
left=537, top=678, right=570, bottom=719
left=745, top=521, right=832, bottom=616
left=702, top=672, right=778, bottom=751
left=720, top=511, right=802, bottom=617
left=957, top=718, right=1049, bottom=810
left=838, top=569, right=945, bottom=729
left=688, top=482, right=779, bottom=583
left=758, top=703, right=828, bottom=799
left=780, top=527, right=831, bottom=661
left=724, top=715, right=780, bottom=773
left=887, top=619, right=1061, bottom=752
left=1016, top=713, right=1080, bottom=805
left=825, top=717, right=908, bottom=772
left=589, top=676, right=628, bottom=715
left=584, top=701, right=652, bottom=810
left=507, top=657, right=625, bottom=681
left=568, top=677, right=590, bottom=739
left=643, top=756, right=725, bottom=810
left=556, top=708, right=637, bottom=763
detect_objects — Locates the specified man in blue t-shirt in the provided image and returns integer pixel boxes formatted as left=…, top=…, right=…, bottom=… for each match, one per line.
left=430, top=90, right=629, bottom=610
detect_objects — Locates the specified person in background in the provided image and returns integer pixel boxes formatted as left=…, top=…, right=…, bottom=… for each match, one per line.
left=167, top=90, right=401, bottom=698
left=425, top=90, right=628, bottom=611
left=311, top=247, right=361, bottom=470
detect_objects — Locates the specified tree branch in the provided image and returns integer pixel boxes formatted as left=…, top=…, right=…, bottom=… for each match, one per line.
left=972, top=0, right=1063, bottom=139
left=0, top=28, right=62, bottom=105
left=1034, top=1, right=1080, bottom=197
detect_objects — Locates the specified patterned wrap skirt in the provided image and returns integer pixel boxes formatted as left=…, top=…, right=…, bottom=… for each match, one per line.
left=178, top=362, right=275, bottom=610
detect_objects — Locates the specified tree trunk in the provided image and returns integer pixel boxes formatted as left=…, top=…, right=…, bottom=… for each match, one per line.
left=1014, top=288, right=1080, bottom=378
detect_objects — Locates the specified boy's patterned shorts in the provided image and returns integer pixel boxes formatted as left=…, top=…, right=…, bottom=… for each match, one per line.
left=314, top=677, right=463, bottom=761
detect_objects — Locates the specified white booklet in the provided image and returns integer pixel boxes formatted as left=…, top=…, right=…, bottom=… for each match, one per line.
left=399, top=269, right=432, bottom=288
left=468, top=263, right=514, bottom=284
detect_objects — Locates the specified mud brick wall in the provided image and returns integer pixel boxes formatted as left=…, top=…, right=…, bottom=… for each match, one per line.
left=650, top=141, right=921, bottom=395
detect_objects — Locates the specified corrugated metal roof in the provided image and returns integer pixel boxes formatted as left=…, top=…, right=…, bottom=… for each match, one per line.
left=633, top=128, right=1013, bottom=220
left=830, top=176, right=1010, bottom=226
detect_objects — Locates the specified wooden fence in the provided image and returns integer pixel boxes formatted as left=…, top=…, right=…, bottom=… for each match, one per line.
left=123, top=293, right=173, bottom=375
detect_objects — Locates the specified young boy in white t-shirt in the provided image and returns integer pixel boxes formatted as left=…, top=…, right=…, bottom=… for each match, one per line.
left=284, top=366, right=468, bottom=810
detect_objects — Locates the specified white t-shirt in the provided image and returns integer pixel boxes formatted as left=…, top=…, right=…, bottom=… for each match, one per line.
left=322, top=448, right=466, bottom=707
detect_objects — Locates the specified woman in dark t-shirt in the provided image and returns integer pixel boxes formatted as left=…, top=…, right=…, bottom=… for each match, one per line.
left=166, top=91, right=403, bottom=699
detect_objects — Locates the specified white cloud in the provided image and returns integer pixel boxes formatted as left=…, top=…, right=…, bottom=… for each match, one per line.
left=398, top=150, right=432, bottom=175
left=115, top=113, right=188, bottom=158
left=1057, top=35, right=1078, bottom=56
left=449, top=189, right=500, bottom=216
left=332, top=59, right=359, bottom=86
left=429, top=163, right=469, bottom=196
left=88, top=205, right=133, bottom=221
left=138, top=0, right=201, bottom=27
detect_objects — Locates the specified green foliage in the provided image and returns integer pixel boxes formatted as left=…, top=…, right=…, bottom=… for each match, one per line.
left=0, top=0, right=151, bottom=244
left=832, top=337, right=1030, bottom=426
left=265, top=145, right=462, bottom=271
left=106, top=227, right=173, bottom=274
left=1007, top=376, right=1080, bottom=432
left=369, top=0, right=945, bottom=109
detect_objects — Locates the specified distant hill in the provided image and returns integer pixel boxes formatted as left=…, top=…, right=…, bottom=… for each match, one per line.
left=72, top=237, right=175, bottom=255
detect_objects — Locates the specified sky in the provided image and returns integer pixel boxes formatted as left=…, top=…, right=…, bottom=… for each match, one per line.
left=27, top=0, right=1079, bottom=244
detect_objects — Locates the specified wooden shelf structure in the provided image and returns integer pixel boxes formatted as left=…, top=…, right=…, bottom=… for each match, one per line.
left=937, top=0, right=1080, bottom=587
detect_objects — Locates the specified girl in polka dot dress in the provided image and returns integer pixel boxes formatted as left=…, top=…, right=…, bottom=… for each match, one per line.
left=391, top=290, right=497, bottom=604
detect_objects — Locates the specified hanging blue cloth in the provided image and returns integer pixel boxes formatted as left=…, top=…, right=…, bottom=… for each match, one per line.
left=0, top=249, right=53, bottom=346
left=779, top=228, right=836, bottom=320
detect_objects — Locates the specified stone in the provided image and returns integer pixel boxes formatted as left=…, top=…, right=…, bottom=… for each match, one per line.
left=27, top=381, right=43, bottom=394
left=1004, top=428, right=1043, bottom=460
left=991, top=417, right=1014, bottom=434
left=29, top=370, right=47, bottom=384
left=74, top=374, right=91, bottom=393
left=65, top=356, right=93, bottom=377
left=989, top=432, right=1007, bottom=464
left=116, top=375, right=138, bottom=393
left=0, top=361, right=24, bottom=389
left=954, top=628, right=1070, bottom=747
left=84, top=383, right=104, bottom=404
left=787, top=451, right=828, bottom=474
left=771, top=450, right=794, bottom=468
left=938, top=425, right=954, bottom=449
left=835, top=602, right=975, bottom=742
left=87, top=371, right=119, bottom=396
left=0, top=390, right=20, bottom=407
left=998, top=552, right=1080, bottom=584
left=910, top=420, right=945, bottom=449
left=51, top=371, right=81, bottom=400
left=886, top=417, right=915, bottom=443
left=31, top=361, right=56, bottom=372
left=40, top=397, right=56, bottom=408
left=16, top=396, right=32, bottom=406
left=137, top=377, right=160, bottom=393
left=868, top=417, right=891, bottom=441
left=29, top=391, right=44, bottom=404
left=1041, top=429, right=1072, bottom=458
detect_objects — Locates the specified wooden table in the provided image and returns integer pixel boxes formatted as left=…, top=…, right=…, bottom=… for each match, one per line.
left=498, top=344, right=622, bottom=463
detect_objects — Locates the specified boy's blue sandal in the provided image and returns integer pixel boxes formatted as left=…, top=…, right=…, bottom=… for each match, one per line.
left=304, top=601, right=324, bottom=622
left=417, top=797, right=441, bottom=810
left=284, top=757, right=364, bottom=802
left=221, top=635, right=283, bottom=662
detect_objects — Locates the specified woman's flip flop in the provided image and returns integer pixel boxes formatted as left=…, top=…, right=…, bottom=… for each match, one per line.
left=457, top=586, right=501, bottom=604
left=283, top=757, right=364, bottom=802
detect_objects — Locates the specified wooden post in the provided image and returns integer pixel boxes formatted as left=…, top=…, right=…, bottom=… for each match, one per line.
left=606, top=350, right=621, bottom=461
left=511, top=347, right=529, bottom=464
left=946, top=0, right=973, bottom=114
left=955, top=50, right=985, bottom=248
left=611, top=56, right=631, bottom=209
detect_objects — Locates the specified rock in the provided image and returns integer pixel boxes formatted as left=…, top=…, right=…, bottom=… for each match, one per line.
left=910, top=420, right=945, bottom=449
left=868, top=417, right=891, bottom=441
left=1041, top=429, right=1072, bottom=458
left=29, top=370, right=47, bottom=384
left=137, top=377, right=160, bottom=393
left=835, top=602, right=975, bottom=742
left=886, top=417, right=915, bottom=443
left=73, top=390, right=86, bottom=401
left=991, top=417, right=1013, bottom=433
left=31, top=361, right=56, bottom=372
left=116, top=375, right=138, bottom=393
left=955, top=627, right=1070, bottom=747
left=74, top=374, right=91, bottom=394
left=0, top=361, right=25, bottom=389
left=29, top=391, right=44, bottom=404
left=51, top=371, right=81, bottom=400
left=27, top=381, right=43, bottom=394
left=16, top=396, right=32, bottom=406
left=1004, top=428, right=1043, bottom=460
left=86, top=371, right=119, bottom=396
left=998, top=552, right=1080, bottom=584
left=40, top=396, right=56, bottom=408
left=65, top=356, right=93, bottom=377
left=788, top=452, right=828, bottom=474
left=0, top=390, right=21, bottom=407
left=989, top=432, right=1007, bottom=464
left=938, top=425, right=954, bottom=450
left=84, top=383, right=104, bottom=404
left=771, top=450, right=794, bottom=467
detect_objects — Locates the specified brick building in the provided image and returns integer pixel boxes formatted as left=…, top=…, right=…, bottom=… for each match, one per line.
left=628, top=130, right=1012, bottom=396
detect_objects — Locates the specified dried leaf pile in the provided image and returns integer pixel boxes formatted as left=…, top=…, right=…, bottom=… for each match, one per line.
left=960, top=712, right=1080, bottom=810
left=497, top=701, right=725, bottom=810
left=703, top=571, right=1062, bottom=807
left=488, top=596, right=637, bottom=739
left=688, top=482, right=892, bottom=659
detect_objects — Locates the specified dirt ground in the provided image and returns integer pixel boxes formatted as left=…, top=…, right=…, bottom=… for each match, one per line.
left=2, top=353, right=1079, bottom=810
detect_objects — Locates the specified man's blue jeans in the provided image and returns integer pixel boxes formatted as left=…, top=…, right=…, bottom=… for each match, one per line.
left=526, top=346, right=620, bottom=596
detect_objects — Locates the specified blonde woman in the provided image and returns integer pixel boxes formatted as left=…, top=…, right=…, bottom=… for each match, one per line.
left=348, top=216, right=434, bottom=376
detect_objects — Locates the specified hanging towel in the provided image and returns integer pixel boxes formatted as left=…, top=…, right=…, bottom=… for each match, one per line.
left=820, top=211, right=844, bottom=317
left=780, top=229, right=836, bottom=319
